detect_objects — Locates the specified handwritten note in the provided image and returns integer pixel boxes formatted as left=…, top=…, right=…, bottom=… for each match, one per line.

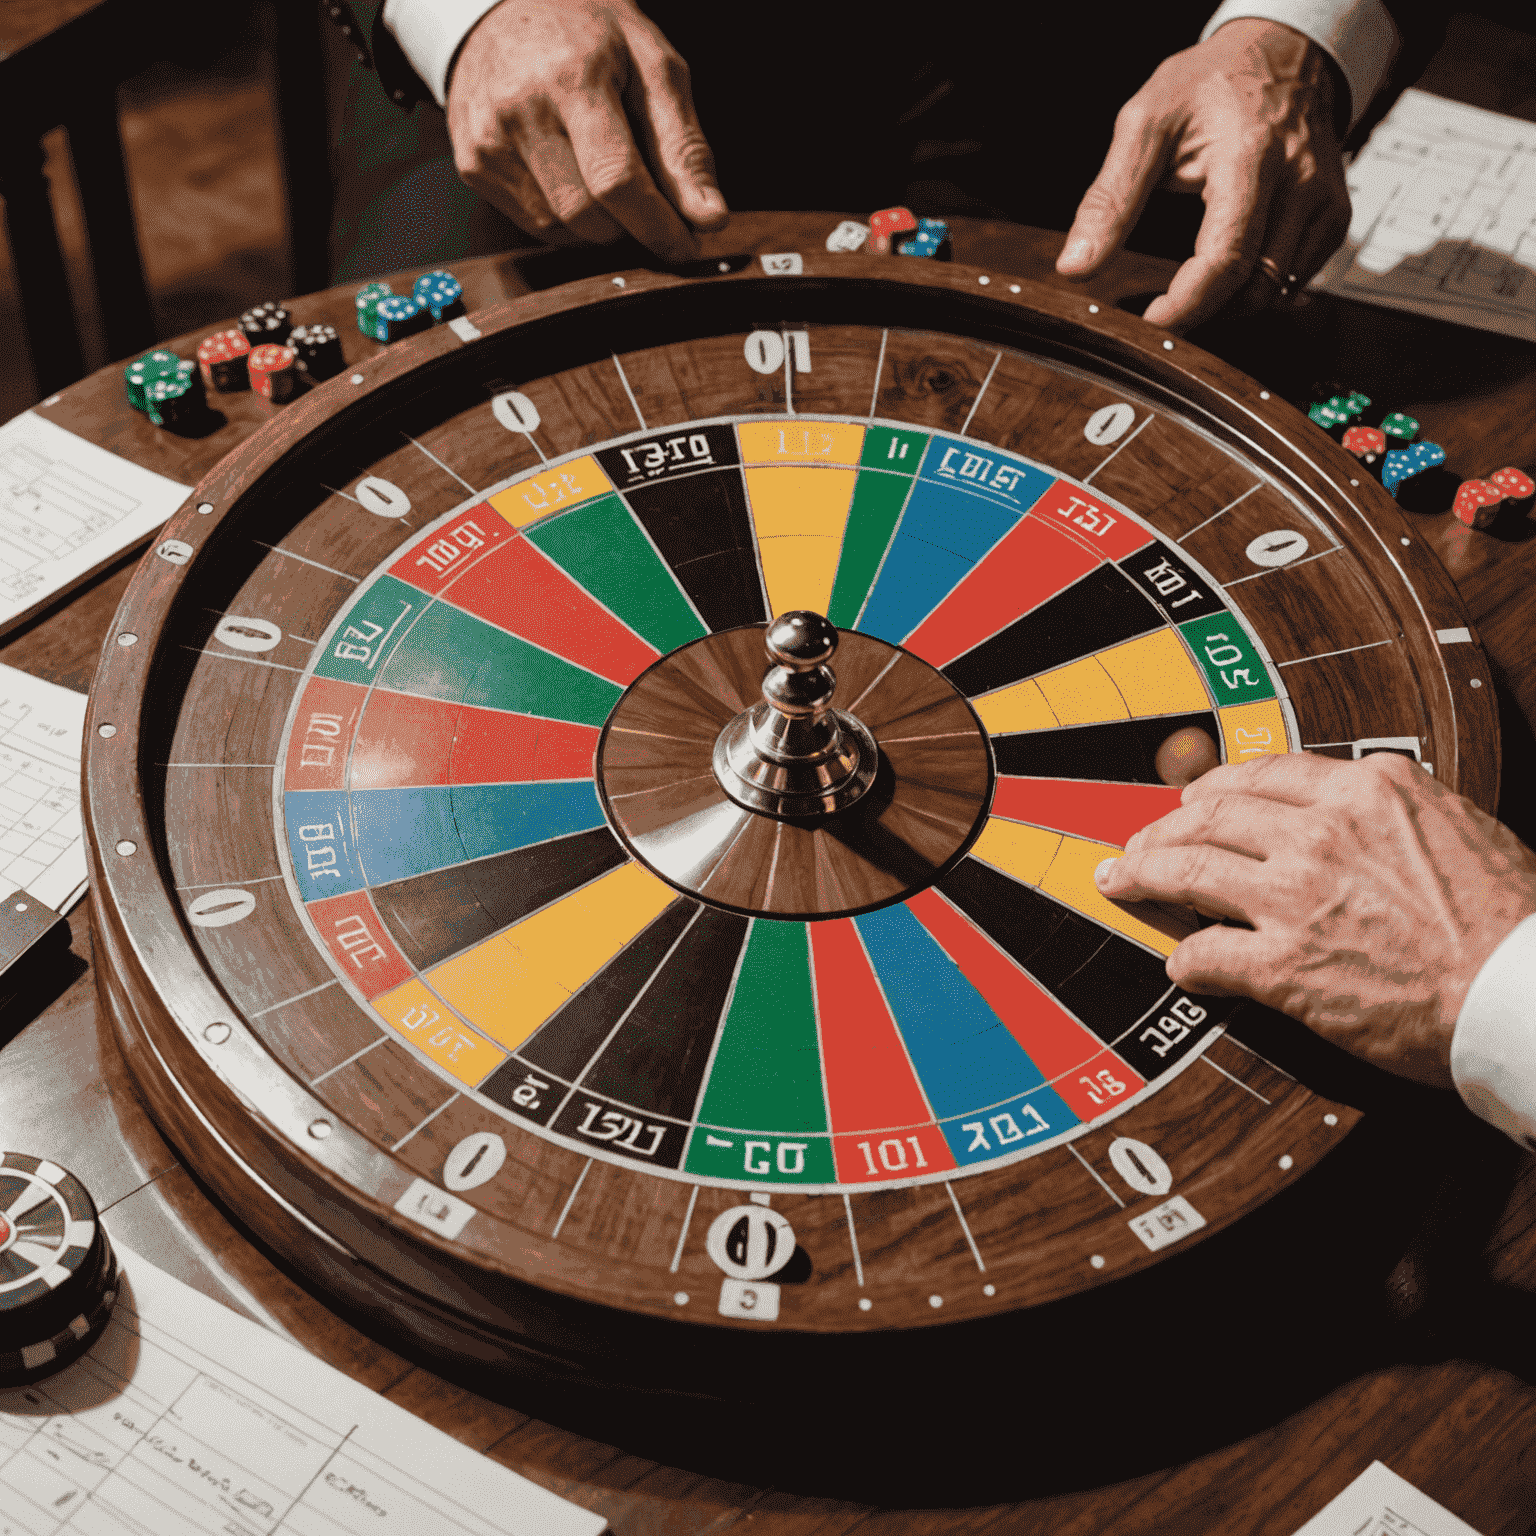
left=1291, top=1460, right=1483, bottom=1536
left=0, top=412, right=190, bottom=638
left=0, top=1242, right=607, bottom=1536
left=1310, top=89, right=1536, bottom=340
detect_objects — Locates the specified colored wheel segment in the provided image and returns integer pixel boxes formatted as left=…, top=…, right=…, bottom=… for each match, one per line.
left=279, top=416, right=1286, bottom=1192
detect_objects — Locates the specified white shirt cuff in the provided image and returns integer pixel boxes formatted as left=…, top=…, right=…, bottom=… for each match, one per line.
left=383, top=0, right=505, bottom=107
left=1451, top=912, right=1536, bottom=1148
left=1200, top=0, right=1400, bottom=131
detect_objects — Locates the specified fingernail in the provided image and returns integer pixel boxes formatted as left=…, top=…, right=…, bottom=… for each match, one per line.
left=696, top=185, right=725, bottom=214
left=1061, top=237, right=1094, bottom=265
left=1094, top=857, right=1118, bottom=887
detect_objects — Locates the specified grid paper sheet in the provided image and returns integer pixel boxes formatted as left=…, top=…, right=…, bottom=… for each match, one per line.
left=1310, top=89, right=1536, bottom=340
left=0, top=413, right=190, bottom=636
left=0, top=1241, right=607, bottom=1536
left=0, top=668, right=89, bottom=914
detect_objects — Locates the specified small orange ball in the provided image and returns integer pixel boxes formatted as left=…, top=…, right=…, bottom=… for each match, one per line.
left=1155, top=726, right=1220, bottom=788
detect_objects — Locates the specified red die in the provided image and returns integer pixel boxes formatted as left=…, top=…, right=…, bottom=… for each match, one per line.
left=1342, top=425, right=1386, bottom=457
left=196, top=328, right=251, bottom=393
left=1452, top=479, right=1504, bottom=529
left=248, top=343, right=299, bottom=404
left=868, top=206, right=918, bottom=254
left=1490, top=466, right=1535, bottom=513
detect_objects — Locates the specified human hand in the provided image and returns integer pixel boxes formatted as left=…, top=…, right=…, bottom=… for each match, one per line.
left=1093, top=753, right=1536, bottom=1088
left=446, top=0, right=728, bottom=259
left=1055, top=19, right=1351, bottom=332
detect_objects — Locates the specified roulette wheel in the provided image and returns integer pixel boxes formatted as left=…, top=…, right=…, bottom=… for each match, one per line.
left=82, top=249, right=1496, bottom=1401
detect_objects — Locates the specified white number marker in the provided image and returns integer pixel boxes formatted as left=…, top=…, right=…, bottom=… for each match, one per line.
left=355, top=476, right=412, bottom=518
left=744, top=330, right=785, bottom=375
left=705, top=1204, right=796, bottom=1281
left=1245, top=530, right=1309, bottom=567
left=443, top=1131, right=507, bottom=1192
left=214, top=615, right=282, bottom=653
left=1084, top=402, right=1137, bottom=445
left=1108, top=1136, right=1173, bottom=1197
left=491, top=390, right=541, bottom=435
left=187, top=888, right=257, bottom=928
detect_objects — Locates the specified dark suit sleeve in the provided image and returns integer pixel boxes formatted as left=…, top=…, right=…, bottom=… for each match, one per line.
left=1344, top=1, right=1453, bottom=151
left=321, top=0, right=436, bottom=112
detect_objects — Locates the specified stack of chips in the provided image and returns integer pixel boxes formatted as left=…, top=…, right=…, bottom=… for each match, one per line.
left=1382, top=440, right=1446, bottom=499
left=289, top=322, right=346, bottom=382
left=355, top=281, right=393, bottom=337
left=868, top=206, right=917, bottom=254
left=897, top=217, right=951, bottom=260
left=248, top=343, right=300, bottom=403
left=198, top=329, right=252, bottom=392
left=239, top=301, right=293, bottom=347
left=413, top=269, right=465, bottom=323
left=373, top=293, right=432, bottom=342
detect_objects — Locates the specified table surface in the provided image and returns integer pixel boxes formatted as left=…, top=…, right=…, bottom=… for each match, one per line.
left=6, top=210, right=1536, bottom=1535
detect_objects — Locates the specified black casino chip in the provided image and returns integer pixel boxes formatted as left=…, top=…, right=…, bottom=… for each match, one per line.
left=0, top=1152, right=119, bottom=1386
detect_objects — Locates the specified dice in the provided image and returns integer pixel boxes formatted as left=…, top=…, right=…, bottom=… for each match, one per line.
left=1454, top=467, right=1536, bottom=528
left=868, top=206, right=918, bottom=255
left=1308, top=392, right=1370, bottom=437
left=1382, top=441, right=1447, bottom=506
left=898, top=217, right=951, bottom=260
left=1342, top=424, right=1387, bottom=476
left=1380, top=411, right=1420, bottom=446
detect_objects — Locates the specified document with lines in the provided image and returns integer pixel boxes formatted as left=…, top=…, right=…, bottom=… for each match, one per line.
left=0, top=1242, right=607, bottom=1536
left=0, top=667, right=89, bottom=915
left=1310, top=89, right=1536, bottom=340
left=0, top=413, right=190, bottom=638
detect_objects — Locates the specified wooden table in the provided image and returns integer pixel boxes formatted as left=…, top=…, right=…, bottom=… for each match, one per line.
left=6, top=211, right=1536, bottom=1533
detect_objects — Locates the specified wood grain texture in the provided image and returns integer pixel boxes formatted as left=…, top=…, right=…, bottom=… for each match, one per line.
left=2, top=211, right=1535, bottom=1532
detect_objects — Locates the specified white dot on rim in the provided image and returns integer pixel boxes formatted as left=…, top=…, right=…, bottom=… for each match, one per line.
left=197, top=502, right=214, bottom=515
left=1471, top=679, right=1483, bottom=688
left=928, top=1294, right=943, bottom=1308
left=613, top=276, right=627, bottom=287
left=1400, top=537, right=1411, bottom=546
left=1351, top=478, right=1360, bottom=486
left=1163, top=339, right=1174, bottom=350
left=1088, top=304, right=1100, bottom=313
left=1009, top=284, right=1020, bottom=293
left=116, top=633, right=137, bottom=647
left=858, top=1297, right=872, bottom=1311
left=978, top=276, right=990, bottom=285
left=983, top=1283, right=996, bottom=1296
left=1090, top=1254, right=1106, bottom=1269
left=98, top=724, right=116, bottom=738
left=350, top=373, right=364, bottom=384
left=115, top=839, right=136, bottom=856
left=673, top=1291, right=688, bottom=1305
left=308, top=1119, right=332, bottom=1139
left=1324, top=1113, right=1339, bottom=1126
left=1260, top=390, right=1271, bottom=399
left=1279, top=1154, right=1294, bottom=1171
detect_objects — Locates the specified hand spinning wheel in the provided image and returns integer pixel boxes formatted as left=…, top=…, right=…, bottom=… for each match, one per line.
left=83, top=251, right=1496, bottom=1399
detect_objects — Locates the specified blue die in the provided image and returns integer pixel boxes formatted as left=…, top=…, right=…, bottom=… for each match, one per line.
left=412, top=269, right=466, bottom=323
left=1382, top=441, right=1446, bottom=498
left=897, top=218, right=951, bottom=259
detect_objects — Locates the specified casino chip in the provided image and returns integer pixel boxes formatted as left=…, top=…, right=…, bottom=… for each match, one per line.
left=0, top=1152, right=119, bottom=1386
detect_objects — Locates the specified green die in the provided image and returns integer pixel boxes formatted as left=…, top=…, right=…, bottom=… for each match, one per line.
left=124, top=349, right=182, bottom=413
left=1381, top=411, right=1419, bottom=444
left=354, top=281, right=393, bottom=337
